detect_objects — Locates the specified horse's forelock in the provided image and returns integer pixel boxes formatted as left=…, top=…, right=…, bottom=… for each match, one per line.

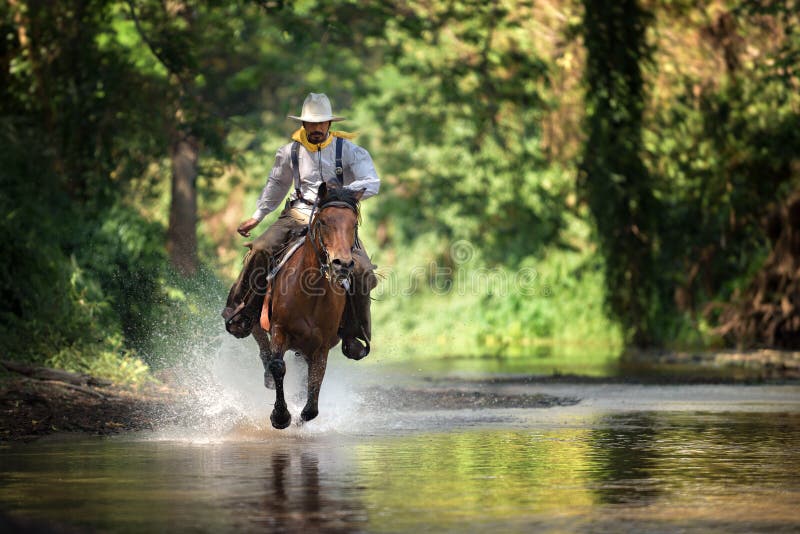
left=320, top=186, right=360, bottom=207
left=318, top=187, right=361, bottom=216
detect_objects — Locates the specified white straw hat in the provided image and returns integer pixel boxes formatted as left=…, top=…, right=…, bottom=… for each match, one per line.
left=287, top=93, right=345, bottom=122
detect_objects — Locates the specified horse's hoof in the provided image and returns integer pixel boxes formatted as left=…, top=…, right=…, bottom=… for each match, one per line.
left=270, top=410, right=291, bottom=430
left=301, top=407, right=318, bottom=422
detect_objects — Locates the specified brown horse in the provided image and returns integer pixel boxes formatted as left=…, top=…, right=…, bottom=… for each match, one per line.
left=251, top=182, right=364, bottom=429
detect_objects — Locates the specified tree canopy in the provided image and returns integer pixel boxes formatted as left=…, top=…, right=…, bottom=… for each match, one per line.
left=1, top=0, right=799, bottom=377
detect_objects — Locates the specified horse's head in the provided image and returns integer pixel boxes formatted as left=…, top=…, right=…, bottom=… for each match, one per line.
left=311, top=182, right=364, bottom=285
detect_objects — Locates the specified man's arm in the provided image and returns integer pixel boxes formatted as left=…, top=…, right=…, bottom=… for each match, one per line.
left=238, top=145, right=293, bottom=236
left=344, top=143, right=380, bottom=199
left=253, top=145, right=294, bottom=220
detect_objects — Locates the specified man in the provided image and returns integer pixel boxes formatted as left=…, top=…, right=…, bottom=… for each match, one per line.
left=222, top=93, right=379, bottom=360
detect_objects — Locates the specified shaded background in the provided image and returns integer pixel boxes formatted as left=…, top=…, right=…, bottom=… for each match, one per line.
left=1, top=0, right=798, bottom=382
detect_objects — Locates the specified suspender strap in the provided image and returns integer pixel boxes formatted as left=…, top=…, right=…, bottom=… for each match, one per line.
left=291, top=141, right=302, bottom=199
left=335, top=137, right=344, bottom=186
left=291, top=138, right=344, bottom=204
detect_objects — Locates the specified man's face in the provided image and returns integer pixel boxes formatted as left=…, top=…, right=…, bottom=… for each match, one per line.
left=303, top=121, right=331, bottom=144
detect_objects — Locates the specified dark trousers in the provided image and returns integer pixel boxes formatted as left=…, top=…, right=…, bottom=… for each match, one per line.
left=223, top=207, right=375, bottom=343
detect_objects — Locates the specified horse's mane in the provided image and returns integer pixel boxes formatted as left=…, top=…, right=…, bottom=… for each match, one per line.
left=318, top=186, right=361, bottom=218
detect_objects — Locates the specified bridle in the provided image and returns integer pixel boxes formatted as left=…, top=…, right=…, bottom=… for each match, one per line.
left=307, top=199, right=359, bottom=289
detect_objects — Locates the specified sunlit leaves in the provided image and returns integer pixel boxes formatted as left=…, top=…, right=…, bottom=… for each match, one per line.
left=363, top=0, right=573, bottom=264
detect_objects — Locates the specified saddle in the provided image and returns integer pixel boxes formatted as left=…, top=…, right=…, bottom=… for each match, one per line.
left=259, top=235, right=306, bottom=331
left=222, top=226, right=307, bottom=338
left=257, top=234, right=371, bottom=361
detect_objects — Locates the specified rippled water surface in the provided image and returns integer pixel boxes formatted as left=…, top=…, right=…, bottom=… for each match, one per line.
left=1, top=347, right=799, bottom=532
left=3, top=408, right=800, bottom=531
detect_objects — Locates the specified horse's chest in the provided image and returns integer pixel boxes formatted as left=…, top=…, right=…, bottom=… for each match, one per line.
left=279, top=293, right=345, bottom=351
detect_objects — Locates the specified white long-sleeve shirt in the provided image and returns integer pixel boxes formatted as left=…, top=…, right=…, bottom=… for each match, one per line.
left=252, top=138, right=380, bottom=221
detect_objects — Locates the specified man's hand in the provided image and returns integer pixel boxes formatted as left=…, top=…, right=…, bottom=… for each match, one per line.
left=237, top=218, right=260, bottom=237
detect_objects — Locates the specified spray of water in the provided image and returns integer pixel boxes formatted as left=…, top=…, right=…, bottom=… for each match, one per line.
left=150, top=321, right=385, bottom=442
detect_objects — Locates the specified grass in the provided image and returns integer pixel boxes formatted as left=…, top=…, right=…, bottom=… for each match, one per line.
left=46, top=339, right=151, bottom=386
left=363, top=207, right=623, bottom=363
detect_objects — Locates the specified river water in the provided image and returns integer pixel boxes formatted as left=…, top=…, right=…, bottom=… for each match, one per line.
left=1, top=343, right=799, bottom=532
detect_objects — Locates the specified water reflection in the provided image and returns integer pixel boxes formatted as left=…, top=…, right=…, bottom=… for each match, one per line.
left=354, top=429, right=597, bottom=531
left=246, top=448, right=368, bottom=532
left=0, top=438, right=370, bottom=532
left=588, top=413, right=662, bottom=504
left=0, top=411, right=798, bottom=532
left=351, top=413, right=800, bottom=531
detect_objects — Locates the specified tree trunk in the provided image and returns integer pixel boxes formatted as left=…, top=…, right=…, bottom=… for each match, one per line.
left=167, top=135, right=199, bottom=276
left=580, top=0, right=658, bottom=347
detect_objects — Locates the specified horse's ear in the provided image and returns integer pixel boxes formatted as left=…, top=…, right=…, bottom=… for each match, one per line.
left=317, top=181, right=328, bottom=201
left=353, top=188, right=366, bottom=201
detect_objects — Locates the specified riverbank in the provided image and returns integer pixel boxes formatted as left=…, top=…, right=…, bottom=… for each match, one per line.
left=0, top=363, right=176, bottom=442
left=2, top=349, right=799, bottom=442
left=621, top=348, right=800, bottom=381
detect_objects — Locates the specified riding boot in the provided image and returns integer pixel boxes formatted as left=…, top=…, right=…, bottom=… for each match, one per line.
left=222, top=249, right=269, bottom=338
left=340, top=293, right=373, bottom=360
left=340, top=251, right=377, bottom=360
left=222, top=208, right=307, bottom=338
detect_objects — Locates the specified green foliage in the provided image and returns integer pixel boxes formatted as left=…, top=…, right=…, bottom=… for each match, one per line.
left=361, top=2, right=568, bottom=265
left=75, top=204, right=169, bottom=355
left=579, top=0, right=661, bottom=348
left=0, top=121, right=98, bottom=360
left=0, top=0, right=207, bottom=379
left=47, top=334, right=150, bottom=385
left=364, top=202, right=621, bottom=359
left=142, top=266, right=227, bottom=369
left=638, top=1, right=800, bottom=346
left=645, top=75, right=798, bottom=301
left=350, top=1, right=622, bottom=356
left=2, top=0, right=799, bottom=381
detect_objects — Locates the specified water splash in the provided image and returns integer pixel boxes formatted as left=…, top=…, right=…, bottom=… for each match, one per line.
left=151, top=327, right=377, bottom=442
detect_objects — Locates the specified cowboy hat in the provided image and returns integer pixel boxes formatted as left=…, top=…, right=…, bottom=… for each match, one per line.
left=287, top=93, right=345, bottom=123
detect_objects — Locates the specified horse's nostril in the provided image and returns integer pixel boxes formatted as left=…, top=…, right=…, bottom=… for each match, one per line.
left=332, top=258, right=355, bottom=270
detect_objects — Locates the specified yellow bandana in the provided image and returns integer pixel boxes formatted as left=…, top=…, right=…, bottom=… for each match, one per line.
left=291, top=127, right=357, bottom=152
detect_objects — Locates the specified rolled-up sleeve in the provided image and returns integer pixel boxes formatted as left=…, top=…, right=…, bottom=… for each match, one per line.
left=344, top=143, right=380, bottom=199
left=252, top=146, right=293, bottom=221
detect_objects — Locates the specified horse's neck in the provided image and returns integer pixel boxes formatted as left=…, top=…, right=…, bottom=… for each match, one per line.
left=299, top=235, right=319, bottom=270
left=296, top=235, right=331, bottom=291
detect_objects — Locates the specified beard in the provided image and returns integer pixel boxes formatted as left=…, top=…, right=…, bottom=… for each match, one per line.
left=307, top=131, right=327, bottom=144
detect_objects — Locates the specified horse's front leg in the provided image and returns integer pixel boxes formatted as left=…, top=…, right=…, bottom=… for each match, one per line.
left=252, top=323, right=275, bottom=390
left=268, top=328, right=291, bottom=429
left=301, top=348, right=329, bottom=422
